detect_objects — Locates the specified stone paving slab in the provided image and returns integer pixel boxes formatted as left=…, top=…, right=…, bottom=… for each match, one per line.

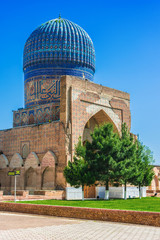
left=0, top=212, right=160, bottom=240
left=0, top=212, right=81, bottom=230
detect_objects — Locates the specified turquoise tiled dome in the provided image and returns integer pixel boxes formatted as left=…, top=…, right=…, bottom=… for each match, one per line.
left=23, top=17, right=95, bottom=81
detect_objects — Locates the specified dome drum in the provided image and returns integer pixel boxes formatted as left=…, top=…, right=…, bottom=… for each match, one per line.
left=23, top=17, right=95, bottom=108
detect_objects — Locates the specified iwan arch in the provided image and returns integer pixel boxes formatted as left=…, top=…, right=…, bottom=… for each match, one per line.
left=0, top=17, right=132, bottom=199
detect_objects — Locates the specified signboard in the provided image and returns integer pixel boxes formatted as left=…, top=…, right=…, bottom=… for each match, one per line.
left=8, top=170, right=20, bottom=176
left=15, top=170, right=20, bottom=175
left=8, top=171, right=15, bottom=176
left=7, top=170, right=20, bottom=202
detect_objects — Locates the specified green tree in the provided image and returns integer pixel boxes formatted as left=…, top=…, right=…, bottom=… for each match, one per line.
left=132, top=139, right=154, bottom=198
left=113, top=123, right=137, bottom=200
left=85, top=123, right=120, bottom=200
left=63, top=138, right=95, bottom=200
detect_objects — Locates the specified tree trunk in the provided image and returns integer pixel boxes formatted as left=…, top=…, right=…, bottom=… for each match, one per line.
left=104, top=183, right=109, bottom=200
left=139, top=184, right=141, bottom=199
left=82, top=185, right=84, bottom=201
left=124, top=182, right=127, bottom=200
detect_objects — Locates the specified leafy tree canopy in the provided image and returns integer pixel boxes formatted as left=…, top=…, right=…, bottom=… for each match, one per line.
left=63, top=137, right=95, bottom=188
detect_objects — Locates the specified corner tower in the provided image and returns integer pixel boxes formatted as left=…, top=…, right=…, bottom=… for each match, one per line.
left=23, top=17, right=95, bottom=108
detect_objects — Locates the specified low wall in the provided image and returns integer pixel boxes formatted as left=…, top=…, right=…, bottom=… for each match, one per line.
left=0, top=190, right=65, bottom=201
left=11, top=190, right=29, bottom=197
left=0, top=202, right=160, bottom=227
left=146, top=190, right=160, bottom=197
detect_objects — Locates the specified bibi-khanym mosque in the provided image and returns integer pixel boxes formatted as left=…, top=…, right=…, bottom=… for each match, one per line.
left=0, top=17, right=159, bottom=200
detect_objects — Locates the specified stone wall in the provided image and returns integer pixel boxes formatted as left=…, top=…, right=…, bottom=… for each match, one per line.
left=0, top=202, right=160, bottom=227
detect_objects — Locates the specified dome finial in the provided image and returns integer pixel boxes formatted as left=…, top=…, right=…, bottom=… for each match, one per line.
left=59, top=13, right=61, bottom=19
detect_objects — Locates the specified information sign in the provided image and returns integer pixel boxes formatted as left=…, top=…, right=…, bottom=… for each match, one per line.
left=8, top=170, right=20, bottom=176
left=8, top=171, right=15, bottom=176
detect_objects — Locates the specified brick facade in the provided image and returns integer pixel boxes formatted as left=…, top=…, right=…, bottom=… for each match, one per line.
left=13, top=102, right=60, bottom=127
left=147, top=166, right=160, bottom=196
left=0, top=122, right=66, bottom=192
left=0, top=76, right=131, bottom=194
left=60, top=76, right=131, bottom=161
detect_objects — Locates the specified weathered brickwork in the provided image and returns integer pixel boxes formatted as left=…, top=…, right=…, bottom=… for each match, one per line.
left=0, top=76, right=131, bottom=195
left=147, top=166, right=160, bottom=196
left=0, top=202, right=160, bottom=227
left=13, top=102, right=60, bottom=127
left=60, top=76, right=131, bottom=160
left=109, top=98, right=131, bottom=129
left=9, top=153, right=23, bottom=168
left=41, top=151, right=57, bottom=167
left=0, top=16, right=134, bottom=197
left=0, top=122, right=66, bottom=191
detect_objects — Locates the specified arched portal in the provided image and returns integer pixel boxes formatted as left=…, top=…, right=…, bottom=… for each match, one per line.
left=83, top=110, right=119, bottom=199
left=25, top=167, right=37, bottom=190
left=83, top=109, right=119, bottom=143
left=42, top=167, right=55, bottom=190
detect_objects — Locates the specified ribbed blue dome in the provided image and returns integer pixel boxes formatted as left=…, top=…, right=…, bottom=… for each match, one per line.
left=23, top=18, right=95, bottom=79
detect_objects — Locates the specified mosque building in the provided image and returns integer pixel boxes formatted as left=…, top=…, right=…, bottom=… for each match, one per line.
left=1, top=16, right=156, bottom=199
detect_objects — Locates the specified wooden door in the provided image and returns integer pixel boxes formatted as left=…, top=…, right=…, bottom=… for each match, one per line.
left=84, top=185, right=95, bottom=198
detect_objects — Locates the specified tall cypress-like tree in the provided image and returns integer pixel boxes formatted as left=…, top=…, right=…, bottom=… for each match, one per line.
left=64, top=138, right=95, bottom=200
left=113, top=123, right=137, bottom=200
left=85, top=123, right=120, bottom=200
left=132, top=139, right=154, bottom=198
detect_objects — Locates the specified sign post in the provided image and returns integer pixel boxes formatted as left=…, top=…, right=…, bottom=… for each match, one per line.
left=8, top=170, right=20, bottom=202
left=14, top=174, right=16, bottom=202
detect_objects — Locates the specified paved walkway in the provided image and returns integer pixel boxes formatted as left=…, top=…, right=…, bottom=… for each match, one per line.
left=0, top=212, right=160, bottom=240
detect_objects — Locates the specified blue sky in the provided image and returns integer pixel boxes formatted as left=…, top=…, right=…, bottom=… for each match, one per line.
left=0, top=0, right=159, bottom=164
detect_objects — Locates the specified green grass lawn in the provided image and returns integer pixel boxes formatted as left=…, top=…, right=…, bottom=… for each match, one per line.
left=15, top=197, right=160, bottom=212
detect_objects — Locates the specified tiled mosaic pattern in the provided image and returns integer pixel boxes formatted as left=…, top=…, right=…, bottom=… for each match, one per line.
left=23, top=17, right=95, bottom=81
left=13, top=102, right=60, bottom=127
left=24, top=75, right=60, bottom=108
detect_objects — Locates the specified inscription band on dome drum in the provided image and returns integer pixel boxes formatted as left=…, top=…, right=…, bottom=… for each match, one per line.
left=23, top=17, right=96, bottom=108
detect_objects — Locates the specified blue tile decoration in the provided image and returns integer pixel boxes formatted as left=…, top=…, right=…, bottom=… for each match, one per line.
left=13, top=102, right=60, bottom=127
left=23, top=17, right=96, bottom=108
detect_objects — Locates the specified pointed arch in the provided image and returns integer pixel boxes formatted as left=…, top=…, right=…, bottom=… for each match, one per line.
left=85, top=106, right=121, bottom=133
left=9, top=153, right=23, bottom=168
left=42, top=166, right=55, bottom=190
left=25, top=152, right=40, bottom=169
left=0, top=154, right=9, bottom=168
left=25, top=167, right=37, bottom=190
left=41, top=151, right=57, bottom=167
left=82, top=109, right=119, bottom=143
